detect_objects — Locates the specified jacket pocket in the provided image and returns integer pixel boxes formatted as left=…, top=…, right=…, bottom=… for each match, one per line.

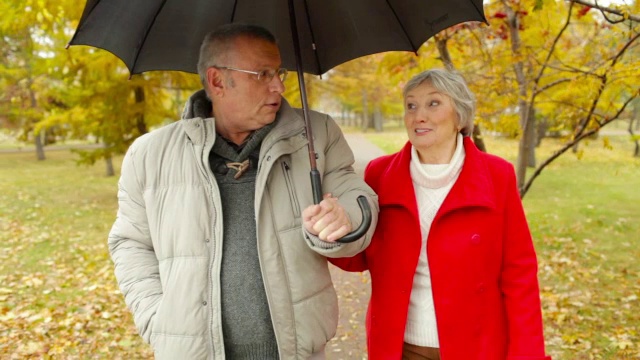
left=281, top=160, right=301, bottom=217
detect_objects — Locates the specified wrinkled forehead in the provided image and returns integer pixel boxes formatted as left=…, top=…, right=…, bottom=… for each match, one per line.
left=228, top=36, right=281, bottom=67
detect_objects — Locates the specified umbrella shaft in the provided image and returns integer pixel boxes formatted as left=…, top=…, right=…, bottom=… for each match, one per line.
left=289, top=0, right=322, bottom=204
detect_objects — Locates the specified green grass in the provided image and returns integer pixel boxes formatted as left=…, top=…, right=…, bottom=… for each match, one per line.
left=1, top=133, right=639, bottom=358
left=365, top=132, right=640, bottom=359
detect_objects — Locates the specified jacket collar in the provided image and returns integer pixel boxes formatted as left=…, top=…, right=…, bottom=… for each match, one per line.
left=377, top=137, right=496, bottom=217
left=179, top=90, right=307, bottom=152
left=262, top=99, right=307, bottom=153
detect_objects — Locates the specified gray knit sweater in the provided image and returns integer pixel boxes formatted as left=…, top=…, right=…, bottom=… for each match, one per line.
left=184, top=90, right=278, bottom=359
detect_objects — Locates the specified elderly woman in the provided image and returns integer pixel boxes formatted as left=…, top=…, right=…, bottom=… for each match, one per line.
left=331, top=69, right=551, bottom=360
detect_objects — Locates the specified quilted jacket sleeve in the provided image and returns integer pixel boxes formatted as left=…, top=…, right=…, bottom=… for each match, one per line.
left=304, top=113, right=379, bottom=258
left=107, top=141, right=162, bottom=344
left=327, top=158, right=381, bottom=271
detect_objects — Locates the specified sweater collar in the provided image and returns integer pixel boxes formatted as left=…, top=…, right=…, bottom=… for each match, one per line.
left=410, top=133, right=465, bottom=189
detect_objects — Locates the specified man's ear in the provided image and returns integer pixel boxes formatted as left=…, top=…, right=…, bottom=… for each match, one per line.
left=206, top=67, right=225, bottom=97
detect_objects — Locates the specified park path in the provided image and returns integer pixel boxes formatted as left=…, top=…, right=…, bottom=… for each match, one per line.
left=325, top=133, right=386, bottom=360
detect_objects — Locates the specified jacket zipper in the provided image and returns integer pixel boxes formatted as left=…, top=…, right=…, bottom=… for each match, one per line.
left=194, top=120, right=224, bottom=358
left=255, top=148, right=299, bottom=358
left=281, top=161, right=301, bottom=217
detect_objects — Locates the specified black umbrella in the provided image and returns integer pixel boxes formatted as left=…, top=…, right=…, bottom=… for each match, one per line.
left=67, top=0, right=486, bottom=242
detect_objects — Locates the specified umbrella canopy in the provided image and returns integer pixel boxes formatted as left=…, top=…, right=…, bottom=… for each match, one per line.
left=68, top=0, right=486, bottom=76
left=68, top=0, right=486, bottom=243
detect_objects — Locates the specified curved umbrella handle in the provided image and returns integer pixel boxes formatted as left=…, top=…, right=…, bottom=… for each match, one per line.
left=310, top=170, right=372, bottom=244
left=335, top=195, right=372, bottom=244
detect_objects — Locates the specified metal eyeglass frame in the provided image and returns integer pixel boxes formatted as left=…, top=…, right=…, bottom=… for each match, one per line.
left=214, top=66, right=288, bottom=83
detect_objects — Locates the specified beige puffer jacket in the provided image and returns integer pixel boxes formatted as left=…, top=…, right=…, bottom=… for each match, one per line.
left=108, top=98, right=378, bottom=359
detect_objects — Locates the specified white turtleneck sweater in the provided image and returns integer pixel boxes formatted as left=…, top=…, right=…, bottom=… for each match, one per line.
left=404, top=133, right=465, bottom=347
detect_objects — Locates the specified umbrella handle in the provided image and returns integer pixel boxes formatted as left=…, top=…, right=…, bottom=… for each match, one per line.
left=310, top=170, right=372, bottom=244
left=335, top=196, right=372, bottom=244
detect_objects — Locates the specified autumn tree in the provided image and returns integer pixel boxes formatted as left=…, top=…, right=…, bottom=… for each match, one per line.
left=378, top=0, right=639, bottom=197
left=315, top=54, right=404, bottom=131
left=0, top=0, right=204, bottom=174
left=0, top=0, right=82, bottom=160
left=37, top=48, right=185, bottom=175
left=488, top=0, right=639, bottom=195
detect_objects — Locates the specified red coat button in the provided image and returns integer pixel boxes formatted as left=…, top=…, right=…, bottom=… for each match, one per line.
left=471, top=234, right=481, bottom=244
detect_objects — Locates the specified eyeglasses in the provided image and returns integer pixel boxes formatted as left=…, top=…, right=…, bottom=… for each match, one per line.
left=214, top=66, right=288, bottom=83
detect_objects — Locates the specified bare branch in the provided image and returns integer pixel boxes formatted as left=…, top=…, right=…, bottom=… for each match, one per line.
left=467, top=26, right=493, bottom=65
left=534, top=4, right=574, bottom=87
left=521, top=30, right=640, bottom=196
left=536, top=98, right=609, bottom=119
left=520, top=94, right=639, bottom=197
left=534, top=78, right=572, bottom=95
left=569, top=0, right=640, bottom=23
left=610, top=32, right=640, bottom=67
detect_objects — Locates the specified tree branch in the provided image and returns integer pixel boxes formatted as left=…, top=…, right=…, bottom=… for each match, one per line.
left=534, top=78, right=572, bottom=95
left=569, top=0, right=640, bottom=23
left=609, top=32, right=640, bottom=68
left=534, top=4, right=574, bottom=87
left=520, top=94, right=639, bottom=197
left=521, top=30, right=640, bottom=196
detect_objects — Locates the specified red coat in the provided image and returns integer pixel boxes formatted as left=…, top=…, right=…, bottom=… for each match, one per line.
left=331, top=138, right=551, bottom=360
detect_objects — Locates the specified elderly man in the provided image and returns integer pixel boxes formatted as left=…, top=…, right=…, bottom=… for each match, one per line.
left=108, top=23, right=378, bottom=359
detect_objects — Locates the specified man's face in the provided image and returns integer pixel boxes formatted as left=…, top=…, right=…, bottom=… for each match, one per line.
left=212, top=36, right=285, bottom=143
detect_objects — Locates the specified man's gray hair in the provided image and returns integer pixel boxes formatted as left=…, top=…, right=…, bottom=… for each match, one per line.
left=197, top=24, right=277, bottom=89
left=403, top=69, right=476, bottom=136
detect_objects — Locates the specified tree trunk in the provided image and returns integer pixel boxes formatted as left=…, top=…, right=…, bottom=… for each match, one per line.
left=525, top=108, right=536, bottom=167
left=536, top=117, right=548, bottom=147
left=134, top=86, right=148, bottom=135
left=35, top=133, right=45, bottom=161
left=472, top=125, right=487, bottom=152
left=373, top=106, right=383, bottom=132
left=105, top=155, right=115, bottom=177
left=435, top=35, right=455, bottom=71
left=506, top=2, right=535, bottom=191
left=629, top=118, right=640, bottom=157
left=361, top=90, right=370, bottom=131
left=28, top=84, right=45, bottom=161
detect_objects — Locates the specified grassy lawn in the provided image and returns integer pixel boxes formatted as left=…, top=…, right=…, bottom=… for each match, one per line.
left=366, top=131, right=640, bottom=359
left=0, top=151, right=152, bottom=358
left=0, top=132, right=638, bottom=359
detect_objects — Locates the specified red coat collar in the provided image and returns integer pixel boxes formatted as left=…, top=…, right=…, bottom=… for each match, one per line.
left=375, top=137, right=496, bottom=218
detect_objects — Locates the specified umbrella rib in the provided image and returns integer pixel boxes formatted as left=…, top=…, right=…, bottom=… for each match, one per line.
left=230, top=0, right=238, bottom=22
left=384, top=0, right=419, bottom=53
left=469, top=0, right=488, bottom=23
left=66, top=0, right=103, bottom=47
left=301, top=0, right=322, bottom=75
left=130, top=0, right=169, bottom=74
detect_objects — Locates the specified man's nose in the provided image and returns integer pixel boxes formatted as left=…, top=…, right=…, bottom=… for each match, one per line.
left=269, top=75, right=285, bottom=93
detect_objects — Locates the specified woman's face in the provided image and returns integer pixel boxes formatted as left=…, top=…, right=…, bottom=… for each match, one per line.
left=404, top=82, right=460, bottom=164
